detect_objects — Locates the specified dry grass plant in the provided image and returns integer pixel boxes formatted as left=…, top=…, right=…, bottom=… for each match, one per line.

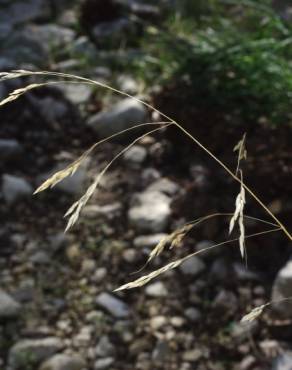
left=1, top=69, right=292, bottom=323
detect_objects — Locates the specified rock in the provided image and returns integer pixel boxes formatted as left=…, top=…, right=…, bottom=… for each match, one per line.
left=8, top=337, right=63, bottom=369
left=179, top=256, right=206, bottom=276
left=233, top=263, right=259, bottom=281
left=92, top=17, right=135, bottom=47
left=94, top=357, right=114, bottom=370
left=271, top=260, right=292, bottom=318
left=129, top=2, right=160, bottom=19
left=87, top=98, right=148, bottom=139
left=146, top=178, right=180, bottom=196
left=152, top=341, right=171, bottom=362
left=182, top=349, right=203, bottom=362
left=29, top=251, right=51, bottom=265
left=0, top=139, right=23, bottom=159
left=25, top=24, right=75, bottom=50
left=37, top=161, right=87, bottom=195
left=58, top=83, right=92, bottom=105
left=272, top=352, right=292, bottom=370
left=96, top=293, right=130, bottom=318
left=209, top=258, right=232, bottom=282
left=145, top=282, right=168, bottom=298
left=141, top=167, right=161, bottom=186
left=212, top=290, right=238, bottom=312
left=150, top=316, right=167, bottom=330
left=95, top=336, right=115, bottom=358
left=184, top=307, right=202, bottom=322
left=230, top=321, right=258, bottom=343
left=83, top=203, right=122, bottom=219
left=133, top=233, right=167, bottom=249
left=0, top=0, right=51, bottom=26
left=2, top=174, right=33, bottom=204
left=1, top=27, right=49, bottom=66
left=0, top=290, right=21, bottom=319
left=128, top=191, right=171, bottom=232
left=37, top=97, right=70, bottom=122
left=39, top=353, right=85, bottom=370
left=117, top=75, right=139, bottom=95
left=81, top=259, right=97, bottom=275
left=123, top=145, right=147, bottom=167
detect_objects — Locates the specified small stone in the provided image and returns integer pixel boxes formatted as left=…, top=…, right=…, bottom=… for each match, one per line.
left=179, top=256, right=206, bottom=276
left=123, top=145, right=147, bottom=167
left=29, top=251, right=51, bottom=265
left=184, top=307, right=202, bottom=322
left=122, top=248, right=137, bottom=263
left=0, top=139, right=22, bottom=159
left=230, top=321, right=258, bottom=343
left=8, top=337, right=63, bottom=369
left=150, top=316, right=167, bottom=330
left=91, top=268, right=107, bottom=283
left=133, top=234, right=167, bottom=249
left=145, top=282, right=168, bottom=298
left=0, top=290, right=21, bottom=319
left=2, top=174, right=33, bottom=204
left=81, top=259, right=97, bottom=275
left=94, top=357, right=114, bottom=370
left=170, top=316, right=185, bottom=327
left=213, top=290, right=237, bottom=312
left=272, top=352, right=292, bottom=370
left=271, top=260, right=292, bottom=318
left=117, top=75, right=139, bottom=95
left=83, top=203, right=122, bottom=219
left=96, top=293, right=130, bottom=318
left=152, top=341, right=171, bottom=362
left=183, top=349, right=203, bottom=362
left=146, top=178, right=180, bottom=196
left=39, top=353, right=85, bottom=370
left=95, top=336, right=115, bottom=358
left=87, top=98, right=148, bottom=139
left=233, top=263, right=259, bottom=281
left=128, top=191, right=171, bottom=233
left=58, top=83, right=92, bottom=105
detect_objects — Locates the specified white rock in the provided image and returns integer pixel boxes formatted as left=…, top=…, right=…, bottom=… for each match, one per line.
left=87, top=98, right=148, bottom=138
left=128, top=191, right=171, bottom=232
left=133, top=234, right=167, bottom=249
left=58, top=83, right=92, bottom=105
left=117, top=75, right=139, bottom=95
left=2, top=174, right=33, bottom=204
left=0, top=290, right=21, bottom=319
left=146, top=178, right=180, bottom=196
left=179, top=256, right=206, bottom=276
left=271, top=260, right=292, bottom=318
left=145, top=282, right=168, bottom=298
left=39, top=353, right=85, bottom=370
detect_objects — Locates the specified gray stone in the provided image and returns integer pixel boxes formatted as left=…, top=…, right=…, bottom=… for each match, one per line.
left=271, top=260, right=292, bottom=318
left=272, top=352, right=292, bottom=370
left=0, top=139, right=22, bottom=159
left=87, top=98, right=148, bottom=138
left=133, top=233, right=167, bottom=249
left=184, top=307, right=202, bottom=322
left=2, top=174, right=33, bottom=204
left=179, top=256, right=206, bottom=276
left=1, top=27, right=49, bottom=66
left=212, top=290, right=237, bottom=312
left=37, top=97, right=69, bottom=122
left=26, top=24, right=75, bottom=50
left=29, top=251, right=51, bottom=265
left=9, top=337, right=63, bottom=369
left=94, top=357, right=114, bottom=370
left=96, top=293, right=130, bottom=318
left=39, top=353, right=85, bottom=370
left=0, top=290, right=21, bottom=319
left=83, top=203, right=122, bottom=219
left=152, top=341, right=171, bottom=362
left=37, top=161, right=87, bottom=195
left=123, top=145, right=147, bottom=166
left=92, top=17, right=135, bottom=46
left=146, top=178, right=180, bottom=196
left=0, top=0, right=51, bottom=26
left=145, top=282, right=168, bottom=298
left=128, top=191, right=171, bottom=232
left=95, top=336, right=115, bottom=358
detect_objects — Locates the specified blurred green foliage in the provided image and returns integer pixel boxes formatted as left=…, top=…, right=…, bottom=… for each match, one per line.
left=134, top=0, right=292, bottom=125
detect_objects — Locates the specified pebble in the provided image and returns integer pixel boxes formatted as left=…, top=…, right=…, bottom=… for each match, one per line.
left=145, top=282, right=168, bottom=298
left=96, top=293, right=130, bottom=318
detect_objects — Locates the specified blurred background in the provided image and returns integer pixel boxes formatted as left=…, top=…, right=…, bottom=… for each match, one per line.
left=0, top=0, right=292, bottom=369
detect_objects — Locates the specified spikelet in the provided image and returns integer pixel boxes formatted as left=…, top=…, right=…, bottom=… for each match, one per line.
left=240, top=304, right=267, bottom=323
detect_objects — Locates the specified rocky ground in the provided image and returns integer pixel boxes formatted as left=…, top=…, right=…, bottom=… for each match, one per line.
left=1, top=1, right=292, bottom=370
